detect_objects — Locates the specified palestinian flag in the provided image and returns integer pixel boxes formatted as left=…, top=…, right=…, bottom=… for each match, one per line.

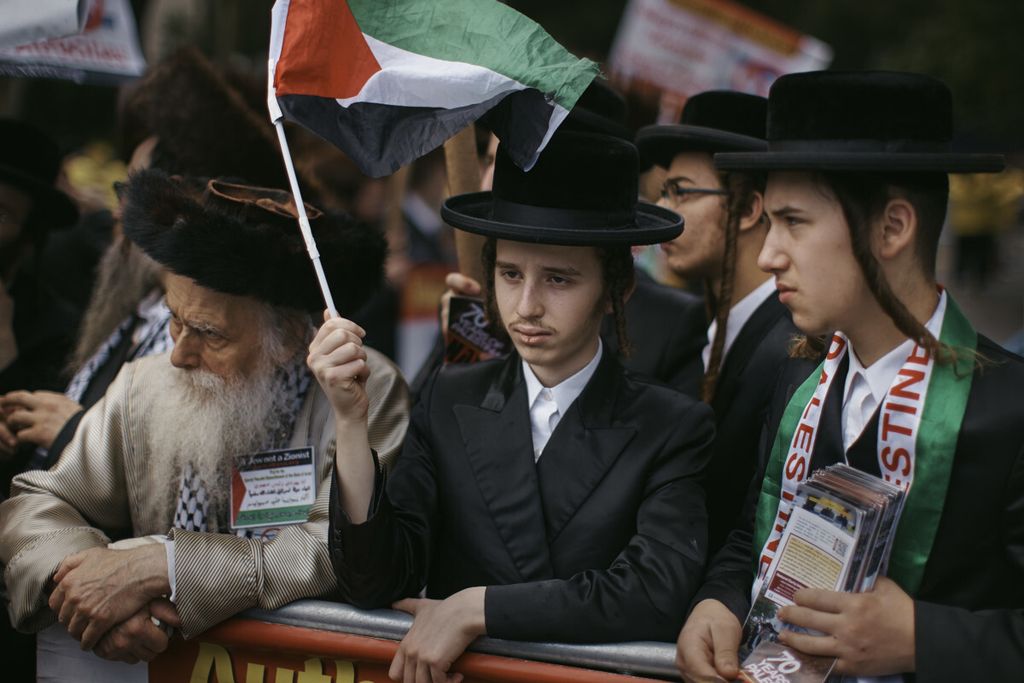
left=268, top=0, right=599, bottom=177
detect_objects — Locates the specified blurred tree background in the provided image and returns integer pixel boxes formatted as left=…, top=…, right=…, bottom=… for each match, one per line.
left=1, top=0, right=1022, bottom=154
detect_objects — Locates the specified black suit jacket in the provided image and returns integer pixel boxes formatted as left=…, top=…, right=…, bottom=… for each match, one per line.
left=331, top=350, right=716, bottom=643
left=604, top=271, right=707, bottom=399
left=705, top=293, right=800, bottom=554
left=695, top=336, right=1024, bottom=681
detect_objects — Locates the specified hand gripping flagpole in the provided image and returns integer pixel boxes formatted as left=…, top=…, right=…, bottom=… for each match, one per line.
left=268, top=76, right=338, bottom=318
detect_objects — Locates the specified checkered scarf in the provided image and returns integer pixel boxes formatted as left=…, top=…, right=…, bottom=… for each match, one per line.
left=65, top=291, right=172, bottom=403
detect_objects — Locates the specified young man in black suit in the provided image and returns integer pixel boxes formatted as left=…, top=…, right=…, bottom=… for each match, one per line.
left=636, top=91, right=804, bottom=553
left=677, top=71, right=1024, bottom=682
left=431, top=79, right=709, bottom=399
left=312, top=130, right=716, bottom=683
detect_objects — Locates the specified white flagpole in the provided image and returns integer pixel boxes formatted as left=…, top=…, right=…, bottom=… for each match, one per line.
left=270, top=96, right=339, bottom=318
left=267, top=47, right=338, bottom=317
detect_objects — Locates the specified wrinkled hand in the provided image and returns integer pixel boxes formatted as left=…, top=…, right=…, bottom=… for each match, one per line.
left=676, top=599, right=742, bottom=683
left=308, top=312, right=371, bottom=424
left=2, top=390, right=82, bottom=449
left=93, top=599, right=181, bottom=664
left=390, top=587, right=486, bottom=683
left=778, top=577, right=915, bottom=676
left=439, top=272, right=482, bottom=332
left=49, top=545, right=170, bottom=650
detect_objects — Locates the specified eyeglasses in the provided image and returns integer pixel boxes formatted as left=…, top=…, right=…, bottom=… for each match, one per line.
left=659, top=180, right=728, bottom=205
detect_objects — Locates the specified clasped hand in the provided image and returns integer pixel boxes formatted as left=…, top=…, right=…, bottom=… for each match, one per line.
left=48, top=545, right=173, bottom=656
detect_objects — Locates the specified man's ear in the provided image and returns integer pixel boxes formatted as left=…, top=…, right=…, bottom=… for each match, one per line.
left=876, top=197, right=917, bottom=261
left=738, top=191, right=765, bottom=233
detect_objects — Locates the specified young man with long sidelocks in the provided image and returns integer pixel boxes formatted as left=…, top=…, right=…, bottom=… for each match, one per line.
left=313, top=130, right=716, bottom=683
left=676, top=71, right=1024, bottom=682
left=636, top=91, right=804, bottom=554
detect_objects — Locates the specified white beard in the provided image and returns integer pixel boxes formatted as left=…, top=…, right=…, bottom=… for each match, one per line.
left=143, top=357, right=289, bottom=530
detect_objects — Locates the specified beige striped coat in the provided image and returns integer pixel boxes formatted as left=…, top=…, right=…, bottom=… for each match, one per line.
left=0, top=348, right=409, bottom=638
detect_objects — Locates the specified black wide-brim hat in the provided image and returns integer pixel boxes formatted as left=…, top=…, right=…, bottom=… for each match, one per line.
left=635, top=91, right=768, bottom=169
left=442, top=130, right=682, bottom=246
left=121, top=169, right=386, bottom=313
left=0, top=119, right=78, bottom=230
left=715, top=71, right=1005, bottom=173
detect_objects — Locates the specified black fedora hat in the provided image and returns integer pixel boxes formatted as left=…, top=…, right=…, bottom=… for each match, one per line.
left=0, top=119, right=78, bottom=231
left=715, top=71, right=1005, bottom=173
left=442, top=130, right=682, bottom=246
left=635, top=90, right=768, bottom=169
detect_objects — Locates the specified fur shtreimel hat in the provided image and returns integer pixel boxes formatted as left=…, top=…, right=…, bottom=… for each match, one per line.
left=119, top=47, right=294, bottom=189
left=635, top=90, right=768, bottom=170
left=442, top=130, right=682, bottom=246
left=121, top=169, right=386, bottom=313
left=715, top=71, right=1005, bottom=173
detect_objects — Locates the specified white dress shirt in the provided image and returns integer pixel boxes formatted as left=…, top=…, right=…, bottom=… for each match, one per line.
left=702, top=277, right=777, bottom=370
left=523, top=339, right=603, bottom=461
left=840, top=292, right=946, bottom=451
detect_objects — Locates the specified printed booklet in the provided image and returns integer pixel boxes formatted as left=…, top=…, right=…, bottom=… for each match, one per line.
left=737, top=464, right=906, bottom=682
left=444, top=295, right=508, bottom=364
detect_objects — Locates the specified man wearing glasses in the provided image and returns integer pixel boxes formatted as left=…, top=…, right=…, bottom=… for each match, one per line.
left=636, top=91, right=805, bottom=554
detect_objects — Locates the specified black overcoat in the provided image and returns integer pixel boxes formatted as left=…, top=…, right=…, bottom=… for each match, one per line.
left=603, top=271, right=708, bottom=399
left=695, top=336, right=1024, bottom=681
left=330, top=350, right=715, bottom=643
left=705, top=292, right=802, bottom=554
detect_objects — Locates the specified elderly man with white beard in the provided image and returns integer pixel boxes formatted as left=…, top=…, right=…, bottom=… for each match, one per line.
left=0, top=170, right=409, bottom=682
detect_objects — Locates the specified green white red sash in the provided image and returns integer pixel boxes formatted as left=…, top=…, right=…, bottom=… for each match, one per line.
left=752, top=291, right=977, bottom=595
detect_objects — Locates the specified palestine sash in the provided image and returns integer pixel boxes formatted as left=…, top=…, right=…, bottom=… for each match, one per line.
left=752, top=292, right=976, bottom=595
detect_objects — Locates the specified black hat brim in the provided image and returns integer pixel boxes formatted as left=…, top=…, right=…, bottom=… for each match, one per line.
left=0, top=165, right=78, bottom=229
left=714, top=151, right=1006, bottom=173
left=636, top=124, right=767, bottom=170
left=442, top=191, right=682, bottom=246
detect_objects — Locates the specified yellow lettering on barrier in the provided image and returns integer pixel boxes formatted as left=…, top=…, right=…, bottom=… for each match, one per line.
left=246, top=663, right=266, bottom=683
left=190, top=642, right=236, bottom=683
left=296, top=658, right=332, bottom=683
left=275, top=667, right=295, bottom=683
left=334, top=661, right=355, bottom=683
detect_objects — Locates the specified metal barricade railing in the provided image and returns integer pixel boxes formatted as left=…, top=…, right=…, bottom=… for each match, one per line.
left=149, top=598, right=682, bottom=682
left=243, top=599, right=681, bottom=680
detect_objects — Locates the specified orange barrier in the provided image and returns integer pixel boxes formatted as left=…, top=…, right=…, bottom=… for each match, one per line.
left=150, top=617, right=668, bottom=683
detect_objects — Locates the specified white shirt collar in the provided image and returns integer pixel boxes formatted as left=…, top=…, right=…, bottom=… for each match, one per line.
left=844, top=290, right=947, bottom=406
left=523, top=338, right=603, bottom=416
left=702, top=277, right=777, bottom=370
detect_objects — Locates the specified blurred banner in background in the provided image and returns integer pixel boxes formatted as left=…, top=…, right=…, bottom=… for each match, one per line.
left=0, top=0, right=88, bottom=49
left=0, top=0, right=146, bottom=84
left=609, top=0, right=831, bottom=122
